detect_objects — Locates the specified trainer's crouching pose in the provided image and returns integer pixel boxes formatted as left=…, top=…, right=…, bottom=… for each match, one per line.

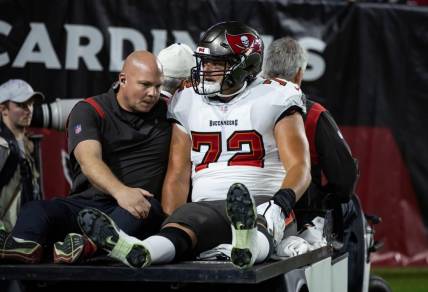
left=0, top=51, right=170, bottom=264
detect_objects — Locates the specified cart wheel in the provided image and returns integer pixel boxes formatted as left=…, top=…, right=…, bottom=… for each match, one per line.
left=368, top=275, right=392, bottom=292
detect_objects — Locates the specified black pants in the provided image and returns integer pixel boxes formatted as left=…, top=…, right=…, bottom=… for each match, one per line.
left=341, top=195, right=366, bottom=292
left=11, top=196, right=164, bottom=246
left=162, top=196, right=272, bottom=254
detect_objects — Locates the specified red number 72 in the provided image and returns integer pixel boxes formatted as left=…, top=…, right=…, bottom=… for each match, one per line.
left=191, top=130, right=265, bottom=172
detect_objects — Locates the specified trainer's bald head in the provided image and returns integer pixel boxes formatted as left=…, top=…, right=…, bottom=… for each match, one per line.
left=122, top=51, right=162, bottom=76
left=117, top=50, right=164, bottom=113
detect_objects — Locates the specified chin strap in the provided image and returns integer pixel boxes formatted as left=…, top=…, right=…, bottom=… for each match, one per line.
left=202, top=79, right=248, bottom=102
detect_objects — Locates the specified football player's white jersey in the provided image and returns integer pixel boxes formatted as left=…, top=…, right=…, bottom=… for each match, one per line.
left=168, top=78, right=305, bottom=202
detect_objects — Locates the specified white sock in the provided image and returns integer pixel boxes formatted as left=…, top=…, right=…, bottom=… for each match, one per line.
left=255, top=231, right=271, bottom=263
left=141, top=235, right=175, bottom=264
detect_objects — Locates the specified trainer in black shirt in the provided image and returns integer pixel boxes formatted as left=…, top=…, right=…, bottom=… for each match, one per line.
left=68, top=85, right=170, bottom=205
left=0, top=51, right=171, bottom=265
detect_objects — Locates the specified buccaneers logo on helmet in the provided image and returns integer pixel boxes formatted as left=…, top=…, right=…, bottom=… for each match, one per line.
left=225, top=32, right=262, bottom=55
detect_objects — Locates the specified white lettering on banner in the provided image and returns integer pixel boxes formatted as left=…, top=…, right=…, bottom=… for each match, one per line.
left=151, top=29, right=167, bottom=56
left=65, top=24, right=103, bottom=71
left=0, top=20, right=11, bottom=66
left=109, top=27, right=147, bottom=71
left=0, top=20, right=327, bottom=81
left=299, top=37, right=326, bottom=82
left=13, top=23, right=61, bottom=69
left=261, top=34, right=274, bottom=55
left=170, top=30, right=196, bottom=53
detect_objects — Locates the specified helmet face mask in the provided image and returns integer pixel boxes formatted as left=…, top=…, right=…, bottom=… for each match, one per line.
left=191, top=22, right=264, bottom=98
left=192, top=55, right=239, bottom=96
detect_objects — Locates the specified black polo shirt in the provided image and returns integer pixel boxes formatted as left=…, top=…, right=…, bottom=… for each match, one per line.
left=67, top=87, right=171, bottom=201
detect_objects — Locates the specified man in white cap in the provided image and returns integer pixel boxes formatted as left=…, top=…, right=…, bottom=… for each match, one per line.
left=0, top=79, right=44, bottom=232
left=157, top=43, right=196, bottom=102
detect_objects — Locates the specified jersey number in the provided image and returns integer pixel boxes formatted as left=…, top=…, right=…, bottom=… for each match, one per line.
left=191, top=130, right=265, bottom=172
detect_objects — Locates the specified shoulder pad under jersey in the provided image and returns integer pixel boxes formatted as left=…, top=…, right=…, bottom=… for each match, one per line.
left=167, top=86, right=196, bottom=126
left=257, top=78, right=306, bottom=113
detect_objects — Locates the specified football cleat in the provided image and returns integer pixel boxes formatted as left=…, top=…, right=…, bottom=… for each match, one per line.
left=226, top=183, right=258, bottom=269
left=77, top=208, right=150, bottom=268
left=53, top=233, right=97, bottom=264
left=0, top=229, right=43, bottom=264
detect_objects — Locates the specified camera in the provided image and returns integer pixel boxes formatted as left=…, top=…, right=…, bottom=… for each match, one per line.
left=31, top=99, right=81, bottom=131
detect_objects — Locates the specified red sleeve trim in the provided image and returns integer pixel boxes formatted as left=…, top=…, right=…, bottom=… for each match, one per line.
left=84, top=97, right=106, bottom=119
left=305, top=102, right=326, bottom=164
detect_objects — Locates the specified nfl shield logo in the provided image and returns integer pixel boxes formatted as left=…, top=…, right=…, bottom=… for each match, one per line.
left=74, top=124, right=82, bottom=134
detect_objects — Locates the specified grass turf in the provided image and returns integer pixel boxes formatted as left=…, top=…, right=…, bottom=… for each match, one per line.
left=372, top=267, right=428, bottom=292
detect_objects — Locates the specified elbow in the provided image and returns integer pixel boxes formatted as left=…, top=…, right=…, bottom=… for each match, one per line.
left=79, top=162, right=96, bottom=179
left=79, top=159, right=102, bottom=186
left=336, top=177, right=358, bottom=199
left=79, top=163, right=91, bottom=177
left=336, top=164, right=359, bottom=195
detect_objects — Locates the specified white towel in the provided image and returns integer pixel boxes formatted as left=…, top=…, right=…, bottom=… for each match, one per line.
left=197, top=244, right=232, bottom=261
left=299, top=216, right=327, bottom=247
left=276, top=236, right=311, bottom=257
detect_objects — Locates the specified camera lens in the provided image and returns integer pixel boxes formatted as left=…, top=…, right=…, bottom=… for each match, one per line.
left=31, top=99, right=81, bottom=131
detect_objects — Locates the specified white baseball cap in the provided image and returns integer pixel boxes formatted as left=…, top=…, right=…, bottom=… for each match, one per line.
left=0, top=79, right=44, bottom=104
left=158, top=43, right=196, bottom=79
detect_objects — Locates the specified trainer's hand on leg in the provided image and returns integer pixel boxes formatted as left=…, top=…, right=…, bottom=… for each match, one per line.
left=113, top=186, right=153, bottom=219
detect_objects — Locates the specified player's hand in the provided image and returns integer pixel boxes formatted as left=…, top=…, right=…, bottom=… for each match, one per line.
left=114, top=186, right=154, bottom=219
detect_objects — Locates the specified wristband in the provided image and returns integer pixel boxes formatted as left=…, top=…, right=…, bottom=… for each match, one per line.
left=272, top=188, right=296, bottom=216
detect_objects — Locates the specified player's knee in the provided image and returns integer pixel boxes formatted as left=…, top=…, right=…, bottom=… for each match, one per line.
left=20, top=200, right=48, bottom=217
left=162, top=223, right=197, bottom=247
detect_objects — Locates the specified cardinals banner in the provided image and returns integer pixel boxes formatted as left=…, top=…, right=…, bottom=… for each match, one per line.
left=1, top=0, right=428, bottom=266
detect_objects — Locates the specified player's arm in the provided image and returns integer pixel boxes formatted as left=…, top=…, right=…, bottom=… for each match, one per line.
left=161, top=123, right=192, bottom=216
left=273, top=111, right=311, bottom=214
left=316, top=112, right=358, bottom=202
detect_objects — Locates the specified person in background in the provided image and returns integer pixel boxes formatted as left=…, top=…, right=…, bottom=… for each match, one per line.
left=0, top=79, right=43, bottom=232
left=0, top=51, right=171, bottom=265
left=263, top=36, right=362, bottom=292
left=157, top=43, right=195, bottom=102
